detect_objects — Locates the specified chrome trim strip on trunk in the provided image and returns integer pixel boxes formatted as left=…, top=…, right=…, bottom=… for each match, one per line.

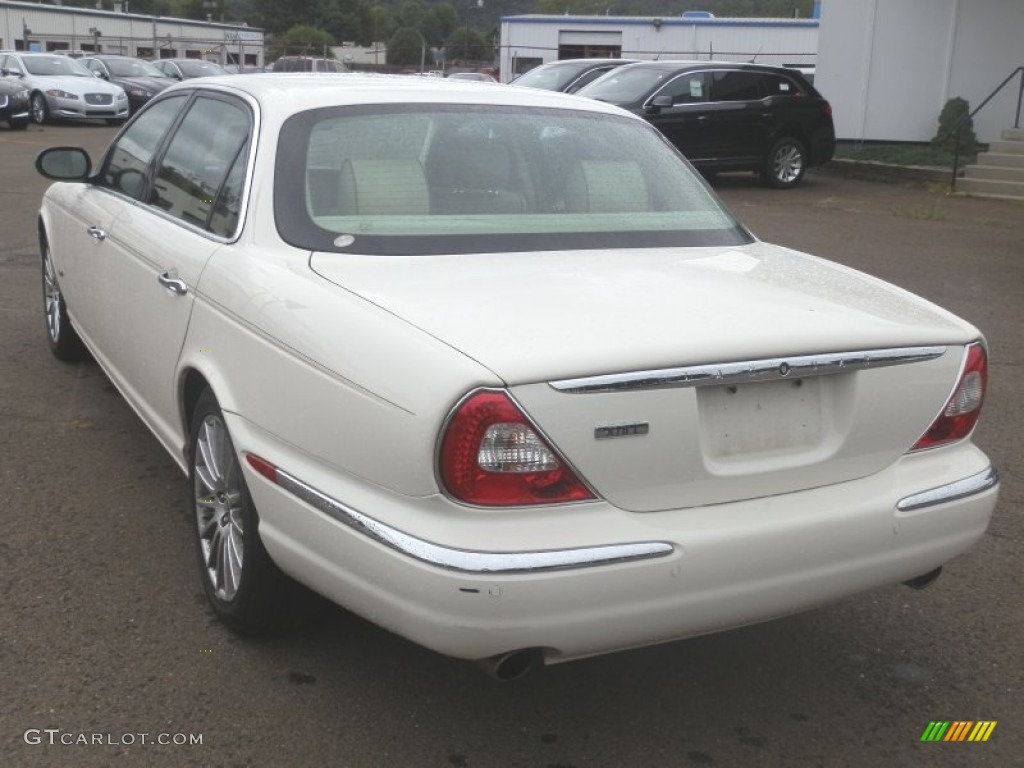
left=896, top=466, right=999, bottom=513
left=274, top=469, right=674, bottom=574
left=549, top=346, right=948, bottom=394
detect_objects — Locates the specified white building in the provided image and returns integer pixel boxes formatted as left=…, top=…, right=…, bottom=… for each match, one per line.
left=816, top=0, right=1024, bottom=143
left=0, top=0, right=263, bottom=67
left=499, top=15, right=820, bottom=82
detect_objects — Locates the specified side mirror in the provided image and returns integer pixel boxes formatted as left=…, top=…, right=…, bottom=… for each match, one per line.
left=36, top=147, right=92, bottom=181
left=645, top=95, right=673, bottom=113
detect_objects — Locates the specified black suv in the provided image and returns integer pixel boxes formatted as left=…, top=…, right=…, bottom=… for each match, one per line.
left=577, top=61, right=835, bottom=188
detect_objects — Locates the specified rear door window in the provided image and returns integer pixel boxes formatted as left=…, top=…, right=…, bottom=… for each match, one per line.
left=711, top=70, right=762, bottom=102
left=150, top=95, right=251, bottom=234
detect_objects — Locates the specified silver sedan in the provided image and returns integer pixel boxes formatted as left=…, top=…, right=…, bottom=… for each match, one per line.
left=0, top=52, right=128, bottom=124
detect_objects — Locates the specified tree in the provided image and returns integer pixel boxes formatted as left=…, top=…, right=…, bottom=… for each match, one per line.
left=445, top=27, right=492, bottom=64
left=387, top=27, right=426, bottom=68
left=932, top=97, right=978, bottom=155
left=273, top=24, right=337, bottom=58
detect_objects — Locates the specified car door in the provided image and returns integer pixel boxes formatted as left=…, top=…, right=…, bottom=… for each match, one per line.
left=642, top=71, right=712, bottom=162
left=701, top=69, right=768, bottom=166
left=87, top=91, right=253, bottom=456
left=42, top=94, right=187, bottom=351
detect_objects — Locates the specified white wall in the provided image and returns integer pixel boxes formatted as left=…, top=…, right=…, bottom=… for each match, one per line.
left=817, top=0, right=1024, bottom=143
left=501, top=16, right=819, bottom=82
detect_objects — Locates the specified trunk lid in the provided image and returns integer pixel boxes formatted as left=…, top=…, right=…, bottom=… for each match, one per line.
left=311, top=242, right=977, bottom=510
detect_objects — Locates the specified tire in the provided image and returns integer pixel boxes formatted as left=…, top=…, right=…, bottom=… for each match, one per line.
left=30, top=93, right=49, bottom=125
left=105, top=118, right=126, bottom=126
left=41, top=241, right=87, bottom=361
left=189, top=389, right=296, bottom=634
left=762, top=136, right=808, bottom=189
left=8, top=118, right=29, bottom=130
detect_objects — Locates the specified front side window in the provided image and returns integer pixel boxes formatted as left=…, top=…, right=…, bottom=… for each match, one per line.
left=101, top=95, right=188, bottom=198
left=150, top=96, right=250, bottom=233
left=656, top=72, right=709, bottom=105
left=276, top=105, right=749, bottom=256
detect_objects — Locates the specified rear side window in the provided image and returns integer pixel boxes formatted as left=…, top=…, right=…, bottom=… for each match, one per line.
left=762, top=73, right=806, bottom=97
left=711, top=70, right=762, bottom=102
left=150, top=96, right=251, bottom=234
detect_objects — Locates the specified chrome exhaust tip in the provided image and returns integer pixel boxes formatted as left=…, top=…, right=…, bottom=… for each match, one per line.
left=903, top=566, right=943, bottom=590
left=478, top=649, right=542, bottom=682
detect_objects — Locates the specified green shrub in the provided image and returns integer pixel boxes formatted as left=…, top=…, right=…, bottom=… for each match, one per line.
left=931, top=97, right=978, bottom=154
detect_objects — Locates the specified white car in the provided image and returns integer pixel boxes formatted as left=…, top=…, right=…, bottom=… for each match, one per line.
left=0, top=52, right=128, bottom=124
left=35, top=75, right=998, bottom=679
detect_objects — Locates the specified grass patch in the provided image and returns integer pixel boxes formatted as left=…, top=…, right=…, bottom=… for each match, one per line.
left=836, top=143, right=977, bottom=168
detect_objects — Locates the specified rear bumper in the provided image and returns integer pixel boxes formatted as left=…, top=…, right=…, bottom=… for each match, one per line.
left=230, top=413, right=998, bottom=663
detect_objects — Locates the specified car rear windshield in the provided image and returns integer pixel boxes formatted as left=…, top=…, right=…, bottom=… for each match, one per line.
left=512, top=63, right=589, bottom=91
left=275, top=104, right=750, bottom=256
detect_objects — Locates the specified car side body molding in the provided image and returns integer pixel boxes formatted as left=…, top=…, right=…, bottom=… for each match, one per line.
left=896, top=465, right=999, bottom=513
left=272, top=467, right=675, bottom=574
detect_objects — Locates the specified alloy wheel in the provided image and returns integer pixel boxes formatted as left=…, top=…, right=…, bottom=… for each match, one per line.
left=42, top=248, right=62, bottom=344
left=194, top=414, right=246, bottom=602
left=772, top=143, right=804, bottom=185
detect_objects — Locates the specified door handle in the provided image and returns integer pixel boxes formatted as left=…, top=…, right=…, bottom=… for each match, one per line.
left=157, top=271, right=188, bottom=296
left=87, top=225, right=106, bottom=241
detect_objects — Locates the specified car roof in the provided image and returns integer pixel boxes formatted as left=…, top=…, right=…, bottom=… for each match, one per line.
left=541, top=58, right=638, bottom=67
left=169, top=73, right=638, bottom=118
left=613, top=60, right=799, bottom=74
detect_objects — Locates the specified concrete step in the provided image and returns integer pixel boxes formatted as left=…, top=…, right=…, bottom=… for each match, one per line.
left=976, top=152, right=1024, bottom=169
left=987, top=140, right=1024, bottom=155
left=956, top=176, right=1024, bottom=200
left=963, top=164, right=1024, bottom=182
left=1003, top=127, right=1024, bottom=141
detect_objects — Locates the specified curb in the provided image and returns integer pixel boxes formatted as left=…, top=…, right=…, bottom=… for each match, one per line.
left=820, top=158, right=955, bottom=185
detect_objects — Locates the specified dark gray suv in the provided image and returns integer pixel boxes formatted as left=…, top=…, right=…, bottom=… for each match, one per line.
left=577, top=61, right=835, bottom=188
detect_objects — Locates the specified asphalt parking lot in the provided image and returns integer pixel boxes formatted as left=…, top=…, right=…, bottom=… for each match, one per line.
left=1, top=121, right=1022, bottom=767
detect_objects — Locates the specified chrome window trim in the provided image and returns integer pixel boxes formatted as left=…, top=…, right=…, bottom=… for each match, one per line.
left=549, top=346, right=948, bottom=394
left=272, top=467, right=674, bottom=574
left=896, top=466, right=999, bottom=512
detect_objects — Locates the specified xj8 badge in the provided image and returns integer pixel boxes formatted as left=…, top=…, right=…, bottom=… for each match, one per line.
left=595, top=422, right=650, bottom=440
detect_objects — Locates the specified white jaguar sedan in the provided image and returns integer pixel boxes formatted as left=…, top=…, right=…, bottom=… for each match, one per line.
left=36, top=75, right=998, bottom=680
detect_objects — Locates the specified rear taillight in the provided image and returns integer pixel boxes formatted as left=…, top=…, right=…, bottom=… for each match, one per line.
left=911, top=343, right=988, bottom=451
left=439, top=390, right=595, bottom=506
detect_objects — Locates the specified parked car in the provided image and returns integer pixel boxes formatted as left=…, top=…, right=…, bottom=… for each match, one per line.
left=511, top=58, right=640, bottom=93
left=0, top=78, right=31, bottom=129
left=0, top=52, right=128, bottom=124
left=83, top=55, right=175, bottom=114
left=35, top=74, right=997, bottom=679
left=576, top=60, right=836, bottom=187
left=270, top=56, right=347, bottom=73
left=153, top=58, right=230, bottom=80
left=447, top=71, right=497, bottom=82
left=223, top=64, right=266, bottom=74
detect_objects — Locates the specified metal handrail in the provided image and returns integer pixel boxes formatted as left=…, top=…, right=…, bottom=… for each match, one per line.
left=950, top=66, right=1024, bottom=191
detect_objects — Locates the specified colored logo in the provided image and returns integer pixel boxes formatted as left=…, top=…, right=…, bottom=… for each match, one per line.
left=921, top=721, right=997, bottom=742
